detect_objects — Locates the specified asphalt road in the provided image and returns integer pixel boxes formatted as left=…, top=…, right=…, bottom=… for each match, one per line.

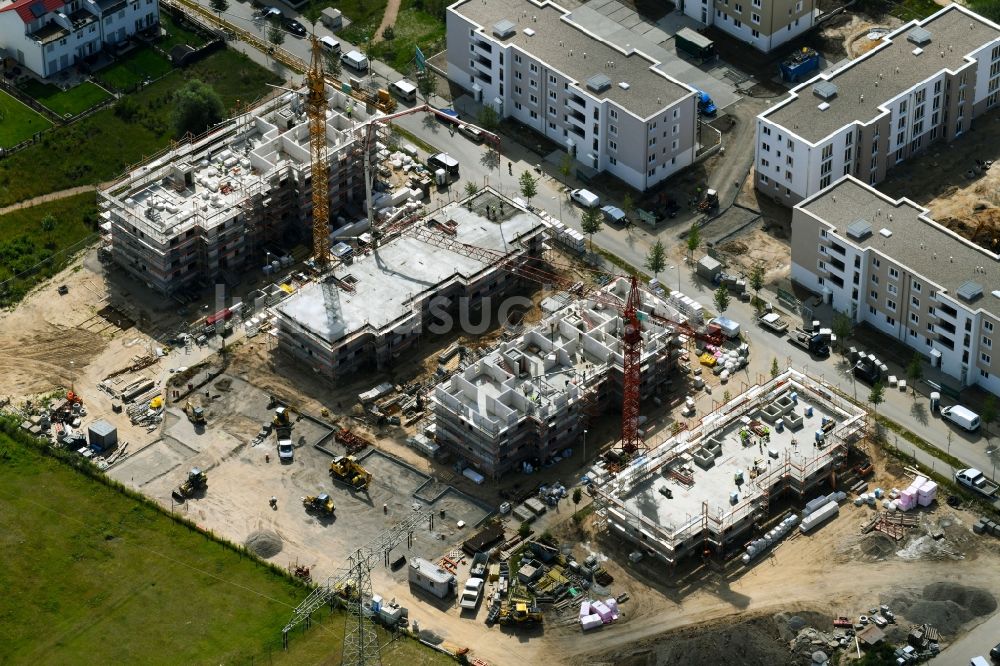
left=930, top=611, right=1000, bottom=665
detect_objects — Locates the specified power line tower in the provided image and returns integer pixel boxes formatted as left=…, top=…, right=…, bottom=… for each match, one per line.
left=283, top=509, right=432, bottom=665
left=305, top=34, right=330, bottom=266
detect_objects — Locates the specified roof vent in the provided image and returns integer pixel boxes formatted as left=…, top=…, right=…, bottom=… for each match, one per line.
left=618, top=82, right=630, bottom=90
left=907, top=27, right=932, bottom=46
left=957, top=280, right=983, bottom=302
left=813, top=81, right=838, bottom=100
left=846, top=218, right=873, bottom=241
left=586, top=74, right=612, bottom=93
left=879, top=228, right=892, bottom=238
left=523, top=28, right=536, bottom=37
left=912, top=47, right=923, bottom=56
left=817, top=101, right=830, bottom=111
left=492, top=19, right=515, bottom=39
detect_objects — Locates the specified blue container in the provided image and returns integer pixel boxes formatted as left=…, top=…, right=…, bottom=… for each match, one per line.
left=780, top=48, right=820, bottom=82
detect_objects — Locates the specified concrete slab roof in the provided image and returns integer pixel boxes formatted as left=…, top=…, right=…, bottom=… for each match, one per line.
left=451, top=0, right=693, bottom=118
left=798, top=176, right=1000, bottom=309
left=766, top=5, right=1000, bottom=143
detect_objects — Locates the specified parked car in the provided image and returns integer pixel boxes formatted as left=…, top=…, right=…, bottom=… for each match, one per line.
left=570, top=188, right=600, bottom=208
left=282, top=17, right=307, bottom=37
left=254, top=6, right=282, bottom=21
left=319, top=36, right=341, bottom=54
left=277, top=438, right=294, bottom=462
left=601, top=205, right=627, bottom=225
left=941, top=404, right=981, bottom=432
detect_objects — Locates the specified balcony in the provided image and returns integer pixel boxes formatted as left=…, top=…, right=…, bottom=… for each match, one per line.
left=31, top=22, right=70, bottom=45
left=566, top=95, right=587, bottom=114
left=472, top=56, right=492, bottom=75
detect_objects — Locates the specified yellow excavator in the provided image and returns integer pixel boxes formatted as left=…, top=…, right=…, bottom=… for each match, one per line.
left=499, top=602, right=543, bottom=627
left=185, top=400, right=206, bottom=426
left=302, top=492, right=335, bottom=516
left=329, top=456, right=372, bottom=491
left=171, top=467, right=207, bottom=502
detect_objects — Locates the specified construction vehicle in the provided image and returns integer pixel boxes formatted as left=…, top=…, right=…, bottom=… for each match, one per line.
left=697, top=189, right=719, bottom=213
left=329, top=456, right=372, bottom=491
left=185, top=400, right=206, bottom=426
left=789, top=330, right=831, bottom=358
left=302, top=492, right=335, bottom=516
left=273, top=406, right=292, bottom=430
left=171, top=467, right=207, bottom=502
left=499, top=602, right=543, bottom=627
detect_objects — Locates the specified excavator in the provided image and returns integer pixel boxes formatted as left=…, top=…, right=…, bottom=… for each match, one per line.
left=498, top=602, right=543, bottom=627
left=171, top=467, right=207, bottom=502
left=329, top=456, right=372, bottom=492
left=185, top=400, right=206, bottom=426
left=302, top=492, right=335, bottom=516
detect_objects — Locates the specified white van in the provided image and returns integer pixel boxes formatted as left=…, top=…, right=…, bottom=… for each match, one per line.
left=341, top=50, right=369, bottom=72
left=388, top=79, right=417, bottom=102
left=941, top=404, right=981, bottom=432
left=319, top=36, right=341, bottom=54
left=428, top=152, right=459, bottom=176
left=570, top=188, right=600, bottom=208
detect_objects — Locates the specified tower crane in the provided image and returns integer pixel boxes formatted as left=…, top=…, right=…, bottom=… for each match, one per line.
left=305, top=34, right=331, bottom=267
left=283, top=509, right=433, bottom=665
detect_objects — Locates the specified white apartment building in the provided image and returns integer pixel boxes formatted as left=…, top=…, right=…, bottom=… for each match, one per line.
left=678, top=0, right=816, bottom=52
left=792, top=176, right=1000, bottom=396
left=755, top=4, right=1000, bottom=205
left=446, top=0, right=699, bottom=192
left=0, top=0, right=158, bottom=78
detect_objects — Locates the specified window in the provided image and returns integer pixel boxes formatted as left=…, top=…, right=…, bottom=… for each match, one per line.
left=910, top=296, right=919, bottom=308
left=984, top=336, right=993, bottom=348
left=888, top=284, right=897, bottom=295
left=912, top=281, right=921, bottom=293
left=983, top=352, right=992, bottom=364
left=529, top=94, right=537, bottom=104
left=982, top=369, right=991, bottom=378
left=870, top=289, right=878, bottom=300
left=844, top=148, right=852, bottom=163
left=514, top=85, right=522, bottom=95
left=529, top=79, right=537, bottom=89
left=873, top=258, right=881, bottom=268
left=822, top=144, right=833, bottom=160
left=548, top=105, right=556, bottom=116
left=610, top=109, right=618, bottom=120
left=549, top=75, right=557, bottom=84
left=751, top=12, right=760, bottom=23
left=647, top=167, right=656, bottom=177
left=899, top=100, right=907, bottom=114
left=762, top=142, right=770, bottom=152
left=648, top=154, right=656, bottom=163
left=795, top=0, right=802, bottom=9
left=820, top=174, right=831, bottom=188
left=734, top=2, right=742, bottom=11
left=672, top=139, right=678, bottom=150
left=760, top=174, right=769, bottom=184
left=763, top=126, right=771, bottom=136
left=786, top=155, right=793, bottom=167
left=672, top=124, right=679, bottom=135
left=889, top=267, right=899, bottom=279
left=549, top=91, right=557, bottom=100
left=845, top=132, right=853, bottom=146
left=608, top=139, right=618, bottom=150
left=514, top=71, right=522, bottom=80
left=886, top=316, right=896, bottom=326
left=648, top=137, right=656, bottom=147
left=910, top=313, right=919, bottom=324
left=609, top=156, right=617, bottom=165
left=910, top=328, right=918, bottom=338
left=734, top=19, right=741, bottom=28
left=753, top=0, right=760, bottom=6
left=987, top=321, right=995, bottom=332
left=514, top=102, right=522, bottom=110
left=609, top=124, right=617, bottom=135
left=529, top=63, right=538, bottom=73
left=529, top=110, right=538, bottom=119
left=549, top=122, right=556, bottom=130
left=761, top=158, right=769, bottom=168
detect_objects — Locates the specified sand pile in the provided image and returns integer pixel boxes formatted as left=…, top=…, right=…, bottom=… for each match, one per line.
left=891, top=582, right=996, bottom=636
left=245, top=530, right=283, bottom=558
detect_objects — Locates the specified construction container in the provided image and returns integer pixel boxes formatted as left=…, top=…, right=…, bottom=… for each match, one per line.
left=408, top=558, right=455, bottom=599
left=675, top=28, right=715, bottom=61
left=87, top=419, right=118, bottom=452
left=780, top=47, right=820, bottom=82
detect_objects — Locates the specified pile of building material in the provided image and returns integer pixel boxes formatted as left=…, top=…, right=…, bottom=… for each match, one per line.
left=578, top=598, right=620, bottom=630
left=538, top=213, right=585, bottom=254
left=742, top=512, right=799, bottom=564
left=973, top=516, right=1000, bottom=537
left=800, top=500, right=840, bottom=534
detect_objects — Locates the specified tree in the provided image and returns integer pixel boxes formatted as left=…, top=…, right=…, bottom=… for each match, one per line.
left=171, top=79, right=224, bottom=139
left=983, top=395, right=997, bottom=438
left=382, top=25, right=395, bottom=43
left=622, top=192, right=636, bottom=227
left=518, top=171, right=537, bottom=205
left=517, top=521, right=531, bottom=539
left=644, top=240, right=666, bottom=282
left=686, top=221, right=700, bottom=260
left=267, top=24, right=284, bottom=50
left=210, top=0, right=228, bottom=17
left=906, top=353, right=923, bottom=395
left=301, top=1, right=321, bottom=27
left=831, top=312, right=853, bottom=353
left=558, top=152, right=573, bottom=180
left=581, top=207, right=603, bottom=250
left=477, top=105, right=500, bottom=131
left=770, top=357, right=780, bottom=379
left=572, top=487, right=582, bottom=507
left=40, top=214, right=56, bottom=233
left=749, top=261, right=765, bottom=298
left=324, top=49, right=342, bottom=77
left=464, top=181, right=479, bottom=200
left=713, top=284, right=730, bottom=314
left=416, top=69, right=437, bottom=102
left=868, top=381, right=885, bottom=419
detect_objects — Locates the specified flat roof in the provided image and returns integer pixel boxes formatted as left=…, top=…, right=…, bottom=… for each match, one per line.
left=766, top=5, right=1000, bottom=143
left=798, top=176, right=1000, bottom=309
left=275, top=196, right=544, bottom=345
left=451, top=0, right=692, bottom=118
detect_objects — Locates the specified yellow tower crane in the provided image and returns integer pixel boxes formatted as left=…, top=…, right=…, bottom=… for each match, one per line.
left=305, top=35, right=330, bottom=267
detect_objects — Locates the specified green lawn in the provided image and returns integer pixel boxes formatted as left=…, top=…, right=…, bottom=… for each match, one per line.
left=96, top=44, right=174, bottom=91
left=18, top=80, right=113, bottom=118
left=341, top=0, right=446, bottom=73
left=159, top=11, right=208, bottom=50
left=0, top=193, right=98, bottom=306
left=0, top=90, right=52, bottom=148
left=968, top=0, right=1000, bottom=22
left=0, top=427, right=453, bottom=665
left=0, top=49, right=281, bottom=208
left=888, top=0, right=940, bottom=20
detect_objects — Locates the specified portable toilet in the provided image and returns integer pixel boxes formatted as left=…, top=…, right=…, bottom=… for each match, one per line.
left=930, top=391, right=941, bottom=412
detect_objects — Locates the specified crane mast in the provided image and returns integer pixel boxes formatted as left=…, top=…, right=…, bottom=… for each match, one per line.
left=306, top=35, right=330, bottom=266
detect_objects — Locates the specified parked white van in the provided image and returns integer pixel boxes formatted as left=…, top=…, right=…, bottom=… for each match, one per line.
left=570, top=188, right=600, bottom=208
left=388, top=79, right=417, bottom=102
left=941, top=404, right=981, bottom=432
left=319, top=36, right=341, bottom=54
left=341, top=50, right=369, bottom=72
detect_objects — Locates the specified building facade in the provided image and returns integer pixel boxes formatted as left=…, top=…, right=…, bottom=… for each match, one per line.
left=792, top=175, right=1000, bottom=395
left=0, top=0, right=159, bottom=78
left=446, top=0, right=699, bottom=191
left=679, top=0, right=816, bottom=52
left=755, top=4, right=1000, bottom=205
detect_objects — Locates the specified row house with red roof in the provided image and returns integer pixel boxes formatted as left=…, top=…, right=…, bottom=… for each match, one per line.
left=0, top=0, right=158, bottom=78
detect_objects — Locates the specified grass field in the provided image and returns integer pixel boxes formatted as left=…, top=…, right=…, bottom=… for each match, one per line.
left=0, top=90, right=52, bottom=148
left=968, top=0, right=1000, bottom=22
left=0, top=193, right=98, bottom=306
left=340, top=0, right=446, bottom=72
left=96, top=44, right=175, bottom=91
left=18, top=80, right=113, bottom=118
left=159, top=11, right=209, bottom=51
left=0, top=427, right=452, bottom=665
left=0, top=49, right=281, bottom=208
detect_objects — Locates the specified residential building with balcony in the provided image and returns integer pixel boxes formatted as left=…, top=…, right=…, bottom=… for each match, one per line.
left=0, top=0, right=158, bottom=78
left=792, top=175, right=1000, bottom=396
left=680, top=0, right=817, bottom=52
left=446, top=0, right=699, bottom=192
left=755, top=4, right=1000, bottom=205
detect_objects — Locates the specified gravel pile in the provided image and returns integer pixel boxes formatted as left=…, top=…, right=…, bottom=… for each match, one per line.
left=245, top=530, right=283, bottom=558
left=637, top=616, right=795, bottom=666
left=891, top=582, right=996, bottom=636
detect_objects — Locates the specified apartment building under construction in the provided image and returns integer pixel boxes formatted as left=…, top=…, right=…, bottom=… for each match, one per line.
left=273, top=190, right=547, bottom=379
left=99, top=88, right=377, bottom=296
left=432, top=277, right=684, bottom=477
left=591, top=369, right=866, bottom=567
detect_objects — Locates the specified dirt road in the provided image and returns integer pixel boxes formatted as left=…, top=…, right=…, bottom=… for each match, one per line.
left=0, top=185, right=97, bottom=216
left=374, top=0, right=402, bottom=43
